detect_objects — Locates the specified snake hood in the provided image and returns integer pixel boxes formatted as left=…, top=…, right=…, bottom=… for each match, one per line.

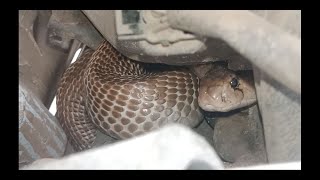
left=57, top=40, right=257, bottom=151
left=198, top=63, right=257, bottom=112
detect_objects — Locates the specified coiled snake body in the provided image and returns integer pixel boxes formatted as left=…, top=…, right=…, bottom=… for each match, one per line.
left=57, top=40, right=256, bottom=151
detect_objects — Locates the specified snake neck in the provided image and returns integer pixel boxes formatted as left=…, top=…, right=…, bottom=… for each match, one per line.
left=87, top=40, right=150, bottom=79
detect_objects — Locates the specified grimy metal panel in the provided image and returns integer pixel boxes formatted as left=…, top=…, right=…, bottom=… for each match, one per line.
left=19, top=83, right=67, bottom=168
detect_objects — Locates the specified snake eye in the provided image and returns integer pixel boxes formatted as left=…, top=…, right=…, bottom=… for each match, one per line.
left=230, top=78, right=239, bottom=89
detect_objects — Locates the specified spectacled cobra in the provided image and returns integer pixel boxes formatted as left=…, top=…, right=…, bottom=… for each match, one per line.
left=56, top=40, right=257, bottom=151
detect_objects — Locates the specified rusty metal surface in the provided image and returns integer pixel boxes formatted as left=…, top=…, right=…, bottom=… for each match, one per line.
left=19, top=10, right=69, bottom=107
left=19, top=11, right=85, bottom=168
left=19, top=83, right=67, bottom=168
left=48, top=10, right=104, bottom=50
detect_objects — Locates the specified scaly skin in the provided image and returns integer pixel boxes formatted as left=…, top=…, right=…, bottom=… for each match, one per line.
left=56, top=40, right=256, bottom=151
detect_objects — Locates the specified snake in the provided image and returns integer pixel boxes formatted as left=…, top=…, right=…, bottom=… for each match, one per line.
left=56, top=40, right=257, bottom=151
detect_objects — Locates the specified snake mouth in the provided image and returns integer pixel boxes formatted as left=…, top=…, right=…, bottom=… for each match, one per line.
left=201, top=104, right=231, bottom=112
left=199, top=92, right=257, bottom=112
left=198, top=85, right=254, bottom=112
left=198, top=90, right=233, bottom=112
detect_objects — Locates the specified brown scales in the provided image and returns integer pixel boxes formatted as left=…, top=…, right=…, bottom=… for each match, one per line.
left=56, top=40, right=203, bottom=151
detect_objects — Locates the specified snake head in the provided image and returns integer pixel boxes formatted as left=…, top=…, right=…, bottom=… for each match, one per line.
left=198, top=65, right=257, bottom=112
